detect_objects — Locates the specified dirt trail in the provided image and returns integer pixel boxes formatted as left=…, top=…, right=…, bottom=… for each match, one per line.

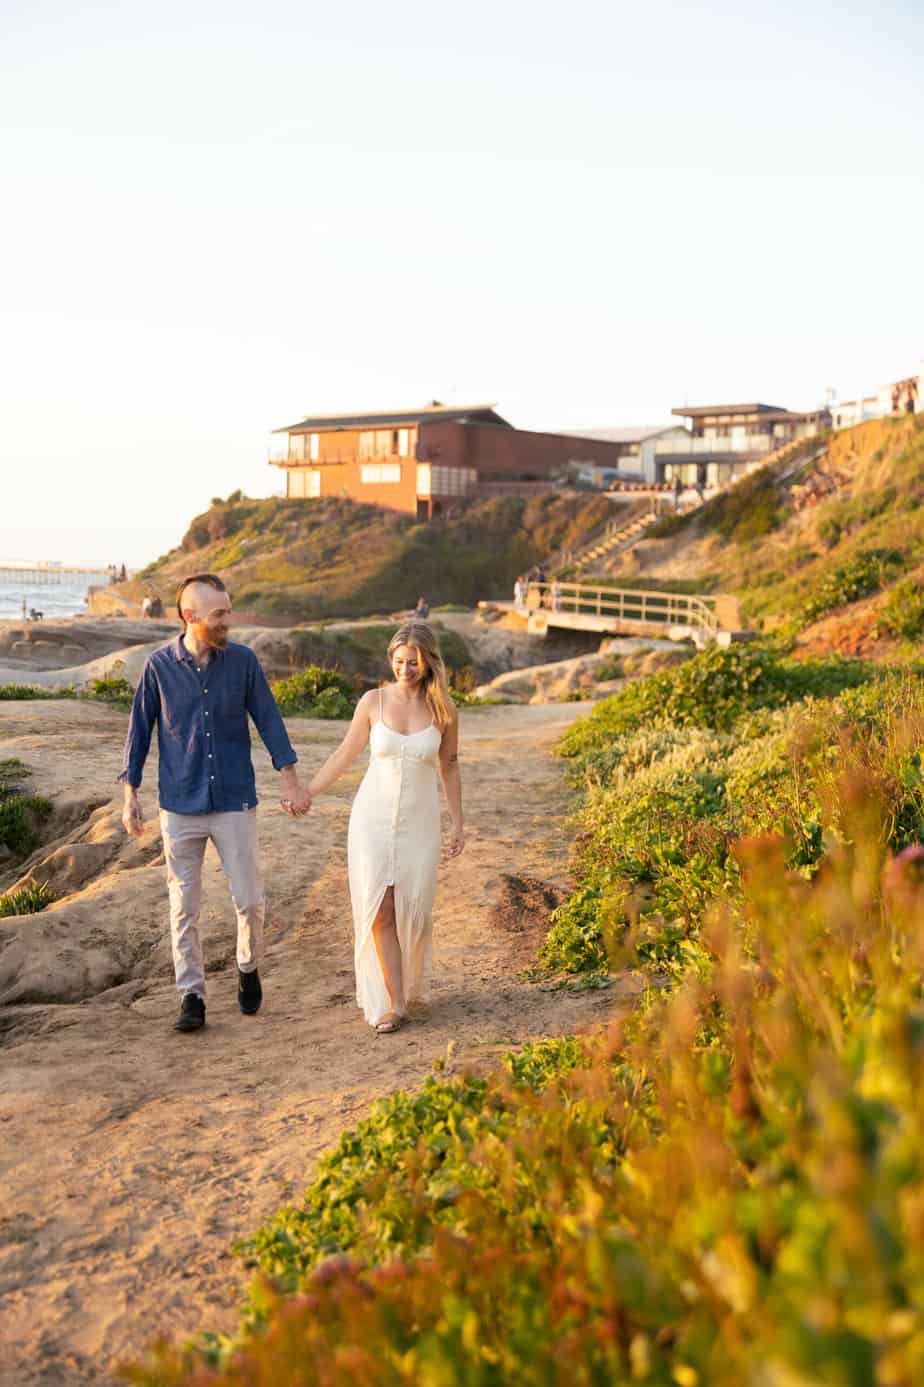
left=0, top=701, right=625, bottom=1387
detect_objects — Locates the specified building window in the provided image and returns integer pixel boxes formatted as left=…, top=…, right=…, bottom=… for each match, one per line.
left=359, top=430, right=398, bottom=459
left=309, top=432, right=320, bottom=461
left=430, top=466, right=476, bottom=497
left=288, top=468, right=321, bottom=498
left=398, top=428, right=410, bottom=457
left=288, top=433, right=306, bottom=462
left=416, top=463, right=431, bottom=496
left=360, top=463, right=401, bottom=484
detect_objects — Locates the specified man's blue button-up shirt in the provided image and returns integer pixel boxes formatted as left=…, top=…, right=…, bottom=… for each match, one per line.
left=119, top=637, right=297, bottom=814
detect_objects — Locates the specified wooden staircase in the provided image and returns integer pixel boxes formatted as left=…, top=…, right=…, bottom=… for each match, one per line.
left=567, top=509, right=662, bottom=574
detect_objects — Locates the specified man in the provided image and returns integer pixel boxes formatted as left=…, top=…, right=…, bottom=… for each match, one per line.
left=120, top=573, right=311, bottom=1033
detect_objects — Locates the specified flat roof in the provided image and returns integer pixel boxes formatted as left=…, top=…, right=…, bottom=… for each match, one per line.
left=276, top=403, right=511, bottom=433
left=671, top=403, right=790, bottom=418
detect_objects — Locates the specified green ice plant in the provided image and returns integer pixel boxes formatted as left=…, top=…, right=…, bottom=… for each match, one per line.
left=127, top=765, right=924, bottom=1387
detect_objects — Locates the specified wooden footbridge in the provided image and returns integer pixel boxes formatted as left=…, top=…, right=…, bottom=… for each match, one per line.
left=484, top=580, right=742, bottom=647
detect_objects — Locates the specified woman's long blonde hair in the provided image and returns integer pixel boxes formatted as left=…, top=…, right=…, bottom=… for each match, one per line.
left=386, top=621, right=455, bottom=732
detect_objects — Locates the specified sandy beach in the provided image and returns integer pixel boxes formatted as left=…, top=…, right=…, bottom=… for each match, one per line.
left=0, top=695, right=629, bottom=1386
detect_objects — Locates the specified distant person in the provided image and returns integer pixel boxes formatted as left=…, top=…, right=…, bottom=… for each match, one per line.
left=298, top=622, right=463, bottom=1034
left=21, top=597, right=27, bottom=622
left=673, top=475, right=683, bottom=510
left=551, top=577, right=563, bottom=611
left=120, top=573, right=312, bottom=1033
left=514, top=575, right=527, bottom=611
left=141, top=595, right=153, bottom=619
left=150, top=595, right=163, bottom=618
left=414, top=595, right=430, bottom=619
left=29, top=607, right=43, bottom=622
left=118, top=563, right=127, bottom=582
left=536, top=563, right=547, bottom=585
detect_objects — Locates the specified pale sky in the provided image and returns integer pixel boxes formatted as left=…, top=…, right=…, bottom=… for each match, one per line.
left=1, top=0, right=922, bottom=564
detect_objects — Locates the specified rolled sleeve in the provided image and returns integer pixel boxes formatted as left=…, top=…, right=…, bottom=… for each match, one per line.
left=245, top=653, right=297, bottom=771
left=118, top=660, right=160, bottom=788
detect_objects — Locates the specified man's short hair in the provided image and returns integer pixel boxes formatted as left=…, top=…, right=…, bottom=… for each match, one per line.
left=176, top=573, right=228, bottom=625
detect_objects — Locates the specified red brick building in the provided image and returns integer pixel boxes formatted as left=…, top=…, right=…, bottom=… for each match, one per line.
left=269, top=403, right=642, bottom=517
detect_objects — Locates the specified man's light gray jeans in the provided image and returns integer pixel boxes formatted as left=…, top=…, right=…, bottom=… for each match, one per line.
left=160, top=808, right=264, bottom=1000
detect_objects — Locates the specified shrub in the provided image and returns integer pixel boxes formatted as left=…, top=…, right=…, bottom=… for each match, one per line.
left=0, top=879, right=54, bottom=918
left=271, top=667, right=356, bottom=719
left=802, top=548, right=904, bottom=623
left=0, top=759, right=53, bottom=857
left=128, top=773, right=924, bottom=1387
left=877, top=577, right=924, bottom=641
left=559, top=642, right=878, bottom=759
left=82, top=666, right=134, bottom=709
left=0, top=684, right=66, bottom=701
left=708, top=468, right=783, bottom=542
left=548, top=668, right=924, bottom=978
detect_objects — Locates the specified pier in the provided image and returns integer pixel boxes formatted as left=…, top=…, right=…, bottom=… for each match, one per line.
left=0, top=561, right=112, bottom=586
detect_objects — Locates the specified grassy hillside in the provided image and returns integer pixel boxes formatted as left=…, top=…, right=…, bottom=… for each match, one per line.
left=138, top=492, right=612, bottom=621
left=638, top=415, right=924, bottom=651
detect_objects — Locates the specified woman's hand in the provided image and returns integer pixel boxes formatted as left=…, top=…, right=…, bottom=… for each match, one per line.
left=446, top=823, right=465, bottom=858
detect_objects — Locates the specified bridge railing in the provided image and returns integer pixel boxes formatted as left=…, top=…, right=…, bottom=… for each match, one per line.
left=524, top=581, right=719, bottom=635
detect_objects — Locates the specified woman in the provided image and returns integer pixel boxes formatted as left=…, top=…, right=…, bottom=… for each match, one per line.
left=303, top=622, right=464, bottom=1034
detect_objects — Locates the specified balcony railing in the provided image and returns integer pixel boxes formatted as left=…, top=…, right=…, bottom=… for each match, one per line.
left=654, top=434, right=779, bottom=457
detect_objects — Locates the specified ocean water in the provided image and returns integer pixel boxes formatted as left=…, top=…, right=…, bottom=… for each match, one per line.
left=0, top=568, right=112, bottom=622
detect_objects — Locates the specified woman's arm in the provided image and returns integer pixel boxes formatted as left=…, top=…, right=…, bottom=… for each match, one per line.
left=307, top=690, right=374, bottom=799
left=438, top=710, right=464, bottom=857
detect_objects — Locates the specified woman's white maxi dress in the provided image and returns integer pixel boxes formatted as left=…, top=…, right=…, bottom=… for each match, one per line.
left=347, top=696, right=442, bottom=1025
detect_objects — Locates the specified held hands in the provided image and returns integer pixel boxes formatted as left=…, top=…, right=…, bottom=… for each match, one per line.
left=279, top=767, right=312, bottom=819
left=281, top=785, right=313, bottom=818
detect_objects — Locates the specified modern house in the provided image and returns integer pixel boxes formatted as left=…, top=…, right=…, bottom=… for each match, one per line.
left=565, top=424, right=690, bottom=485
left=653, top=403, right=831, bottom=487
left=268, top=402, right=644, bottom=517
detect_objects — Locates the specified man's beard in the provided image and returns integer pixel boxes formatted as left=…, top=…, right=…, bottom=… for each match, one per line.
left=195, top=622, right=228, bottom=649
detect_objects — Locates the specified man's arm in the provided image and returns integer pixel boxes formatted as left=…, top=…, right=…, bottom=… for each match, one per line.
left=245, top=653, right=311, bottom=813
left=119, top=661, right=160, bottom=837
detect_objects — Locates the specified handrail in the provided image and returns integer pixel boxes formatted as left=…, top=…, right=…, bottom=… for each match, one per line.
left=523, top=580, right=719, bottom=633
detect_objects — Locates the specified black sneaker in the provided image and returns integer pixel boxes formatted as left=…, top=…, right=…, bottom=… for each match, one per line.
left=175, top=993, right=206, bottom=1032
left=238, top=967, right=263, bottom=1015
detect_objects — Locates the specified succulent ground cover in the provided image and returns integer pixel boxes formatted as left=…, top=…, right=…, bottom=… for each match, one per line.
left=127, top=642, right=924, bottom=1386
left=0, top=757, right=53, bottom=864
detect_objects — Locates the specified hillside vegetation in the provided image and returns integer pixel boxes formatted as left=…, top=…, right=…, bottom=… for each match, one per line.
left=131, top=643, right=924, bottom=1386
left=137, top=492, right=612, bottom=621
left=640, top=415, right=924, bottom=653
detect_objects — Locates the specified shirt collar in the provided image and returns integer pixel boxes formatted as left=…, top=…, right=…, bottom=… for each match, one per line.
left=172, top=634, right=225, bottom=666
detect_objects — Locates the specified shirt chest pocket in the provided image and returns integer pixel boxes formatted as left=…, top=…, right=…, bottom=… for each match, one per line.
left=216, top=674, right=248, bottom=719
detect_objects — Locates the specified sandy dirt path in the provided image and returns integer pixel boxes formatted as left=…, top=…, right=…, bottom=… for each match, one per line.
left=0, top=701, right=625, bottom=1387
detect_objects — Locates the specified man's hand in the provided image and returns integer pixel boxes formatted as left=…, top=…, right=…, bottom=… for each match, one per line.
left=279, top=766, right=312, bottom=818
left=122, top=790, right=144, bottom=838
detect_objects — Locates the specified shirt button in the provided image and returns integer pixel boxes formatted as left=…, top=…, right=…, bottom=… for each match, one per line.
left=210, top=775, right=215, bottom=780
left=208, top=754, right=213, bottom=759
left=204, top=712, right=209, bottom=718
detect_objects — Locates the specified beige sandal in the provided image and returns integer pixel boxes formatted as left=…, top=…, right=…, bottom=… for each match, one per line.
left=374, top=1012, right=405, bottom=1035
